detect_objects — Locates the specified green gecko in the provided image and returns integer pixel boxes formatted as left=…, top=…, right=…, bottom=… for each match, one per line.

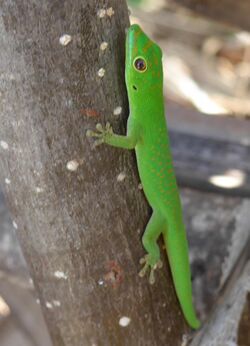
left=87, top=24, right=200, bottom=330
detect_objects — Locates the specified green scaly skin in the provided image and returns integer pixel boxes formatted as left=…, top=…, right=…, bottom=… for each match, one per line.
left=87, top=24, right=200, bottom=330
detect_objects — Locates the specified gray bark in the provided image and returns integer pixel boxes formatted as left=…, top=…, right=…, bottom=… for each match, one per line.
left=0, top=1, right=186, bottom=345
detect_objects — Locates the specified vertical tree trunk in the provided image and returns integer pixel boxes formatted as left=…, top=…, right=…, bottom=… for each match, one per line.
left=0, top=1, right=187, bottom=344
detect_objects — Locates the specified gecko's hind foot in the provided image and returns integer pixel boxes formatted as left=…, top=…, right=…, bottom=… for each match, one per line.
left=86, top=122, right=113, bottom=148
left=139, top=254, right=162, bottom=285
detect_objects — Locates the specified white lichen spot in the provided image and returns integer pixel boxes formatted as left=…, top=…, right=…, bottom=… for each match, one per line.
left=46, top=302, right=53, bottom=309
left=52, top=300, right=61, bottom=307
left=54, top=271, right=68, bottom=280
left=9, top=74, right=15, bottom=81
left=12, top=221, right=18, bottom=229
left=29, top=278, right=34, bottom=286
left=106, top=7, right=115, bottom=17
left=36, top=299, right=40, bottom=304
left=138, top=183, right=143, bottom=190
left=65, top=99, right=73, bottom=107
left=113, top=106, right=122, bottom=116
left=117, top=172, right=126, bottom=182
left=97, top=8, right=106, bottom=18
left=66, top=160, right=79, bottom=172
left=98, top=278, right=104, bottom=286
left=167, top=326, right=171, bottom=332
left=36, top=187, right=43, bottom=193
left=33, top=170, right=41, bottom=176
left=119, top=316, right=131, bottom=327
left=59, top=34, right=72, bottom=46
left=97, top=68, right=105, bottom=78
left=0, top=141, right=9, bottom=150
left=100, top=41, right=108, bottom=51
left=5, top=178, right=11, bottom=185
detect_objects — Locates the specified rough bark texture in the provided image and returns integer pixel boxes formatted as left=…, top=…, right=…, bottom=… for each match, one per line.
left=0, top=1, right=187, bottom=345
left=170, top=0, right=250, bottom=31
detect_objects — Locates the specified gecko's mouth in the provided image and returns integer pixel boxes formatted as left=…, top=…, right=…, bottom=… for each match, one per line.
left=132, top=85, right=138, bottom=91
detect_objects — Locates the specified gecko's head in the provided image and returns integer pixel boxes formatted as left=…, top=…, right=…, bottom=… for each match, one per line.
left=125, top=24, right=163, bottom=97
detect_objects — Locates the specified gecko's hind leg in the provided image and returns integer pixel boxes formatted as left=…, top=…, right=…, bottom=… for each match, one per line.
left=139, top=210, right=165, bottom=284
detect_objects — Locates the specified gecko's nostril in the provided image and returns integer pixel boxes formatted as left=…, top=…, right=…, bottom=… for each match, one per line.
left=133, top=85, right=137, bottom=91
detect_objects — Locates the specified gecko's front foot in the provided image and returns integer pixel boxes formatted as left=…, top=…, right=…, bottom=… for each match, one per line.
left=86, top=122, right=113, bottom=147
left=139, top=254, right=163, bottom=285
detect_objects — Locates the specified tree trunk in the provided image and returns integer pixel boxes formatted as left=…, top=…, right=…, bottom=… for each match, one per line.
left=0, top=1, right=187, bottom=345
left=170, top=0, right=250, bottom=31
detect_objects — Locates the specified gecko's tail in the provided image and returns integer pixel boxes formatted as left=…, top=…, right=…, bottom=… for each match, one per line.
left=162, top=223, right=201, bottom=330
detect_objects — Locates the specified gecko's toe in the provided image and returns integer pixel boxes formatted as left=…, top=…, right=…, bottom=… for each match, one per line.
left=139, top=254, right=148, bottom=265
left=139, top=262, right=149, bottom=278
left=87, top=130, right=103, bottom=139
left=86, top=130, right=92, bottom=137
left=149, top=269, right=155, bottom=285
left=92, top=138, right=104, bottom=148
left=157, top=259, right=163, bottom=269
left=139, top=254, right=162, bottom=284
left=96, top=123, right=103, bottom=132
left=139, top=258, right=145, bottom=265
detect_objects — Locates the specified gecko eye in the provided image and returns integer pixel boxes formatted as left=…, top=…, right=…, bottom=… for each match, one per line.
left=133, top=57, right=147, bottom=72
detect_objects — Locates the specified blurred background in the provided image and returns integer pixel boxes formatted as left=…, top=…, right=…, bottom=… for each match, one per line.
left=0, top=0, right=249, bottom=345
left=129, top=0, right=250, bottom=119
